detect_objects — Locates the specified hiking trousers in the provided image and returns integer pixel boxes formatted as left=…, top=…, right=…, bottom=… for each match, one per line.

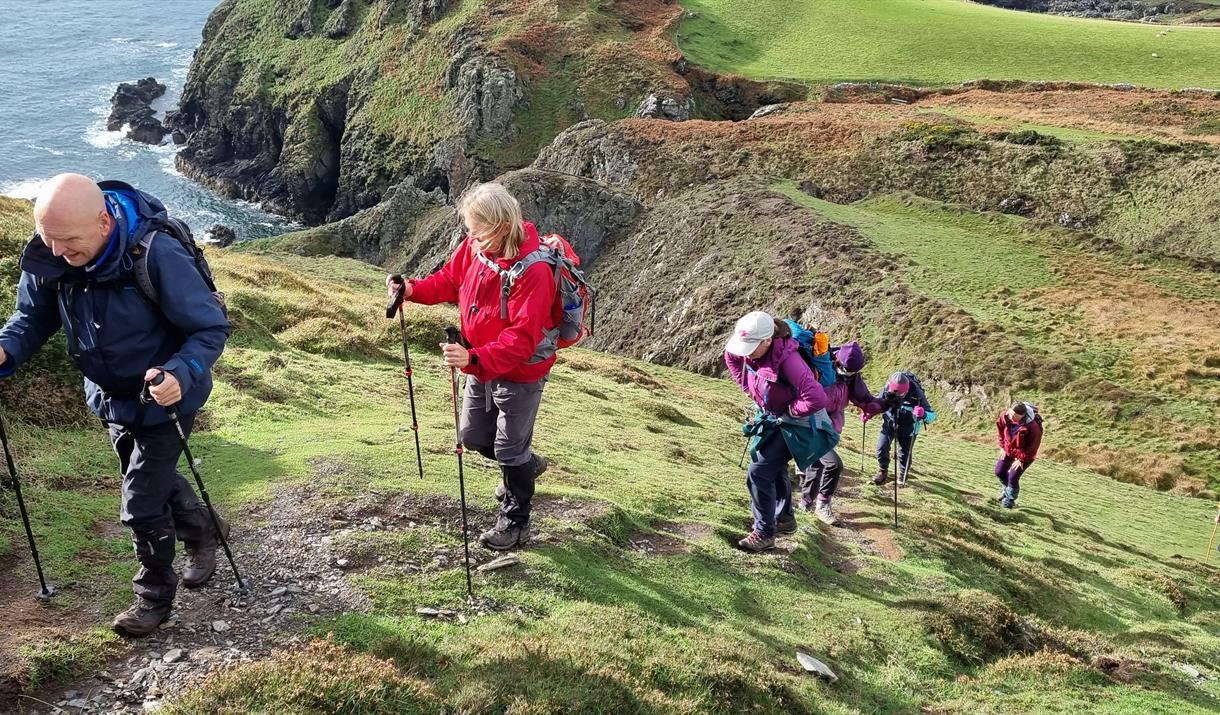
left=109, top=413, right=213, bottom=605
left=995, top=455, right=1027, bottom=498
left=461, top=375, right=546, bottom=526
left=746, top=428, right=796, bottom=538
left=876, top=420, right=914, bottom=478
left=800, top=448, right=842, bottom=507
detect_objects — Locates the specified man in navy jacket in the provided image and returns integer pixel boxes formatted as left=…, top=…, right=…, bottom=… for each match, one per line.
left=0, top=173, right=231, bottom=636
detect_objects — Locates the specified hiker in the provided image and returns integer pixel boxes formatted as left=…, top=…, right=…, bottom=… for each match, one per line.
left=726, top=312, right=836, bottom=553
left=798, top=341, right=884, bottom=525
left=995, top=401, right=1043, bottom=509
left=0, top=174, right=230, bottom=637
left=871, top=372, right=936, bottom=486
left=387, top=182, right=558, bottom=551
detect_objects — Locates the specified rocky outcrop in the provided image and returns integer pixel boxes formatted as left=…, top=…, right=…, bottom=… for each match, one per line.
left=204, top=224, right=238, bottom=247
left=532, top=121, right=639, bottom=188
left=406, top=167, right=642, bottom=272
left=447, top=38, right=524, bottom=144
left=172, top=1, right=526, bottom=225
left=323, top=0, right=357, bottom=39
left=379, top=0, right=450, bottom=29
left=108, top=77, right=169, bottom=145
left=270, top=168, right=643, bottom=277
left=974, top=0, right=1210, bottom=21
left=636, top=93, right=694, bottom=122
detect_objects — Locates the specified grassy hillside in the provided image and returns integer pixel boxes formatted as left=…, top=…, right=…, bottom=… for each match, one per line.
left=1, top=195, right=1217, bottom=710
left=676, top=0, right=1220, bottom=88
left=775, top=187, right=1220, bottom=494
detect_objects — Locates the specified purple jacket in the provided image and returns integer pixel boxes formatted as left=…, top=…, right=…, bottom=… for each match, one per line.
left=824, top=373, right=884, bottom=434
left=725, top=337, right=828, bottom=418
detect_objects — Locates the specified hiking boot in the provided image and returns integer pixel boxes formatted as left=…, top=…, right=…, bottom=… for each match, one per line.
left=871, top=470, right=890, bottom=486
left=776, top=517, right=798, bottom=536
left=479, top=521, right=530, bottom=551
left=182, top=511, right=229, bottom=589
left=897, top=470, right=910, bottom=487
left=738, top=531, right=775, bottom=553
left=814, top=501, right=838, bottom=526
left=799, top=498, right=817, bottom=513
left=1000, top=483, right=1019, bottom=507
left=111, top=596, right=172, bottom=638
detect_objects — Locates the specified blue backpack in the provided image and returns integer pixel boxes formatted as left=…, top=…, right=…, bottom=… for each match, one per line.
left=785, top=319, right=836, bottom=388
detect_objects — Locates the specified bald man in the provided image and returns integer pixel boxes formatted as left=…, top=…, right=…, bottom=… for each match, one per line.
left=0, top=174, right=231, bottom=636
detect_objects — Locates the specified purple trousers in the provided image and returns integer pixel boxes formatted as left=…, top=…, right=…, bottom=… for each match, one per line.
left=995, top=455, right=1026, bottom=491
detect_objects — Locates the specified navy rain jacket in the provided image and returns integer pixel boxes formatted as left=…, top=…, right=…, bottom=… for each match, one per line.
left=0, top=180, right=230, bottom=427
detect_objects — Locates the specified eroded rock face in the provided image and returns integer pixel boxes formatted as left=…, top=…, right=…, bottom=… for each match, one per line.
left=447, top=39, right=524, bottom=144
left=173, top=1, right=517, bottom=225
left=533, top=121, right=639, bottom=188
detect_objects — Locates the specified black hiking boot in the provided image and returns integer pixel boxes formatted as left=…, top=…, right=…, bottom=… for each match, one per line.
left=495, top=454, right=548, bottom=501
left=111, top=596, right=172, bottom=638
left=871, top=470, right=890, bottom=486
left=479, top=520, right=530, bottom=551
left=182, top=511, right=230, bottom=588
left=776, top=516, right=798, bottom=536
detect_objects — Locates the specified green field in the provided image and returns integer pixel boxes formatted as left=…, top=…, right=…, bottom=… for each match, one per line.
left=676, top=0, right=1220, bottom=88
left=2, top=196, right=1218, bottom=710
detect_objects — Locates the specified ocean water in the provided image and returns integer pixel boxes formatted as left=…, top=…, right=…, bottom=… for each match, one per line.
left=0, top=0, right=294, bottom=240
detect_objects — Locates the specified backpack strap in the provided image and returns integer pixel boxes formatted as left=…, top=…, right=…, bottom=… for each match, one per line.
left=130, top=231, right=159, bottom=306
left=476, top=248, right=554, bottom=319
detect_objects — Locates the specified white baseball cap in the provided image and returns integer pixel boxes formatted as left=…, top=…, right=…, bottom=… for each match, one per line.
left=725, top=311, right=775, bottom=357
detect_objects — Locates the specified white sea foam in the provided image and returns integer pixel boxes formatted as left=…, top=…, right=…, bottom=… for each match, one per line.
left=1, top=178, right=48, bottom=200
left=85, top=123, right=124, bottom=149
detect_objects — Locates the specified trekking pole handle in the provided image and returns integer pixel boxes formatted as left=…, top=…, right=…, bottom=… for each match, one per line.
left=140, top=370, right=166, bottom=405
left=386, top=277, right=406, bottom=319
left=445, top=326, right=462, bottom=346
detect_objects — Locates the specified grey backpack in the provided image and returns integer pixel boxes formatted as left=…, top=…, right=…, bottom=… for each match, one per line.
left=474, top=238, right=594, bottom=361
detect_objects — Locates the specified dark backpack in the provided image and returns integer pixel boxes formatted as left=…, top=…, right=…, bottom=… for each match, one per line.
left=130, top=218, right=227, bottom=315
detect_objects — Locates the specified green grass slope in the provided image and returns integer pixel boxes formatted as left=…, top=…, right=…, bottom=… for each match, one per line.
left=774, top=186, right=1220, bottom=495
left=676, top=0, right=1220, bottom=88
left=2, top=222, right=1217, bottom=711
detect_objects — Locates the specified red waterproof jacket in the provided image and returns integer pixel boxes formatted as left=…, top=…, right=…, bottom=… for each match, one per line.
left=997, top=413, right=1043, bottom=464
left=409, top=222, right=557, bottom=383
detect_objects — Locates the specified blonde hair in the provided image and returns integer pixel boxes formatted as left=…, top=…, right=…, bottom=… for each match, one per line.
left=458, top=182, right=526, bottom=259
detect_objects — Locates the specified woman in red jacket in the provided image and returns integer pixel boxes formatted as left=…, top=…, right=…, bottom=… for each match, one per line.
left=389, top=183, right=558, bottom=550
left=996, top=402, right=1042, bottom=509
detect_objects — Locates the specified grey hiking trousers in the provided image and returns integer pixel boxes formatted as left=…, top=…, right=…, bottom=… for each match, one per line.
left=461, top=375, right=547, bottom=526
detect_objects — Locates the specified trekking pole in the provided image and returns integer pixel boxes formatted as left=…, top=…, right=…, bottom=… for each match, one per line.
left=143, top=372, right=250, bottom=595
left=901, top=434, right=918, bottom=487
left=860, top=420, right=866, bottom=475
left=0, top=408, right=56, bottom=602
left=1206, top=504, right=1219, bottom=562
left=892, top=433, right=899, bottom=529
left=444, top=327, right=474, bottom=598
left=387, top=281, right=424, bottom=480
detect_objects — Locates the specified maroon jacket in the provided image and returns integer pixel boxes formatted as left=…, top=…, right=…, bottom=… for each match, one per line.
left=997, top=412, right=1043, bottom=464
